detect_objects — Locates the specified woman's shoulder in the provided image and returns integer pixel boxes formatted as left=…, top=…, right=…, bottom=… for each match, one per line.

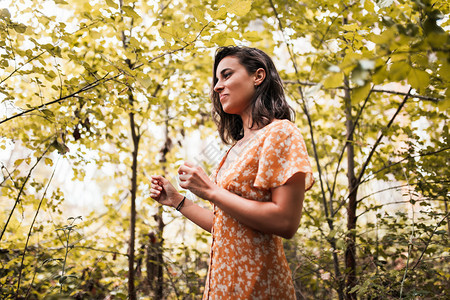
left=264, top=119, right=300, bottom=135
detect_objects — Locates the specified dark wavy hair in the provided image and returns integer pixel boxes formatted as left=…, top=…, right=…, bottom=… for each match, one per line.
left=211, top=46, right=294, bottom=145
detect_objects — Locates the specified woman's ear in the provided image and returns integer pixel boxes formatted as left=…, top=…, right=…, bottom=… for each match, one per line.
left=254, top=68, right=266, bottom=86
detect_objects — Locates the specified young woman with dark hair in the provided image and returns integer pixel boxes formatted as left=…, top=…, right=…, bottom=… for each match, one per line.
left=150, top=46, right=314, bottom=299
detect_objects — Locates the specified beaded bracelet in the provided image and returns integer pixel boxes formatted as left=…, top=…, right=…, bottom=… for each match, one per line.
left=176, top=196, right=186, bottom=211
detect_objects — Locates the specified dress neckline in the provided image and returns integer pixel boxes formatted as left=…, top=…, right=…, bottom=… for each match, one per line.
left=215, top=119, right=285, bottom=182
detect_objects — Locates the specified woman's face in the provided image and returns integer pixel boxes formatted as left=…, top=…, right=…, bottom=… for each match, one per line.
left=214, top=56, right=257, bottom=116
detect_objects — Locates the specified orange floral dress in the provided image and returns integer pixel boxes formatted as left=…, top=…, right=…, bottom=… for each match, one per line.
left=203, top=119, right=314, bottom=299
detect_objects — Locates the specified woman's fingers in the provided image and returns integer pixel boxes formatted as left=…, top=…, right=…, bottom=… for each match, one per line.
left=183, top=161, right=196, bottom=168
left=151, top=174, right=166, bottom=184
left=178, top=161, right=197, bottom=174
left=149, top=188, right=160, bottom=199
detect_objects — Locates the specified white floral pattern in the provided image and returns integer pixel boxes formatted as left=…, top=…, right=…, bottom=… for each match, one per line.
left=203, top=119, right=314, bottom=299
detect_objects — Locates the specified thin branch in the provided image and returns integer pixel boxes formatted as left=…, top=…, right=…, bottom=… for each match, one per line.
left=333, top=88, right=413, bottom=215
left=356, top=180, right=450, bottom=207
left=371, top=88, right=440, bottom=102
left=329, top=87, right=373, bottom=215
left=356, top=89, right=412, bottom=198
left=411, top=212, right=450, bottom=271
left=1, top=21, right=212, bottom=126
left=0, top=52, right=46, bottom=85
left=16, top=157, right=59, bottom=297
left=268, top=0, right=299, bottom=73
left=360, top=147, right=450, bottom=185
left=72, top=246, right=128, bottom=257
left=399, top=161, right=416, bottom=299
left=0, top=147, right=50, bottom=242
left=307, top=4, right=355, bottom=82
left=0, top=73, right=110, bottom=125
left=284, top=80, right=442, bottom=103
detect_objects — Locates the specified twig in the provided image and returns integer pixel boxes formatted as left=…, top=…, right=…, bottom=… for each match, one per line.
left=16, top=157, right=59, bottom=298
left=0, top=147, right=50, bottom=242
left=411, top=212, right=450, bottom=271
left=334, top=88, right=412, bottom=215
left=399, top=161, right=415, bottom=299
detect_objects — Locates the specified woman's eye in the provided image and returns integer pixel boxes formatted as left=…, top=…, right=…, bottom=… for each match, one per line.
left=224, top=73, right=231, bottom=79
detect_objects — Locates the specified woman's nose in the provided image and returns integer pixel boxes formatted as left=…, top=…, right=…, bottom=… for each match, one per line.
left=214, top=80, right=223, bottom=93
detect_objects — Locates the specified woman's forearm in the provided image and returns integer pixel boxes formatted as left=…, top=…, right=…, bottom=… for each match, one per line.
left=208, top=188, right=289, bottom=237
left=178, top=198, right=214, bottom=233
left=207, top=174, right=305, bottom=239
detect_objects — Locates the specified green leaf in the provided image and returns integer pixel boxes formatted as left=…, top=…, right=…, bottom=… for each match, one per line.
left=408, top=68, right=430, bottom=90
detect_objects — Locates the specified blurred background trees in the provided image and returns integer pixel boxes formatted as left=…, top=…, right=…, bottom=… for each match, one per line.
left=1, top=0, right=448, bottom=299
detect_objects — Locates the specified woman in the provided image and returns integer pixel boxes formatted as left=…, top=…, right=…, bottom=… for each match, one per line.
left=150, top=46, right=314, bottom=299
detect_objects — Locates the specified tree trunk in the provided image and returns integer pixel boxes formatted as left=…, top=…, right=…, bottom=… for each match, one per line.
left=344, top=77, right=357, bottom=300
left=128, top=91, right=140, bottom=300
left=156, top=209, right=165, bottom=298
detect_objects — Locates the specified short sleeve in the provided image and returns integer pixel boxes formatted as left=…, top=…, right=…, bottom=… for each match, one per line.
left=254, top=121, right=314, bottom=190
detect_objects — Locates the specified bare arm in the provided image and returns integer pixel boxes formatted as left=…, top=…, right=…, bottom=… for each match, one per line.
left=208, top=172, right=305, bottom=239
left=178, top=163, right=306, bottom=239
left=150, top=175, right=214, bottom=232
left=177, top=196, right=214, bottom=232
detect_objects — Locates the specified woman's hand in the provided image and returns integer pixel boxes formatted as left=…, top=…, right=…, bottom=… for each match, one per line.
left=150, top=175, right=184, bottom=208
left=178, top=162, right=217, bottom=201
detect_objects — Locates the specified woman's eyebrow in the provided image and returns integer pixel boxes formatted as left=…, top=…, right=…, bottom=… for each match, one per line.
left=218, top=68, right=232, bottom=77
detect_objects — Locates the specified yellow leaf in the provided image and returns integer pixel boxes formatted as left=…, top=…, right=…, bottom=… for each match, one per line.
left=228, top=0, right=252, bottom=17
left=213, top=6, right=227, bottom=19
left=364, top=0, right=375, bottom=12
left=211, top=32, right=227, bottom=45
left=323, top=72, right=344, bottom=89
left=45, top=158, right=53, bottom=166
left=137, top=76, right=153, bottom=89
left=224, top=38, right=236, bottom=46
left=342, top=24, right=358, bottom=31
left=122, top=6, right=141, bottom=20
left=373, top=65, right=387, bottom=85
left=0, top=8, right=11, bottom=20
left=408, top=68, right=430, bottom=91
left=106, top=0, right=118, bottom=9
left=193, top=7, right=206, bottom=23
left=14, top=158, right=24, bottom=167
left=389, top=61, right=410, bottom=82
left=437, top=97, right=449, bottom=113
left=243, top=31, right=262, bottom=42
left=352, top=84, right=371, bottom=105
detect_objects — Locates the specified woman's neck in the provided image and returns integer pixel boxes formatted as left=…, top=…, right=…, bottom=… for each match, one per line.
left=240, top=112, right=255, bottom=139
